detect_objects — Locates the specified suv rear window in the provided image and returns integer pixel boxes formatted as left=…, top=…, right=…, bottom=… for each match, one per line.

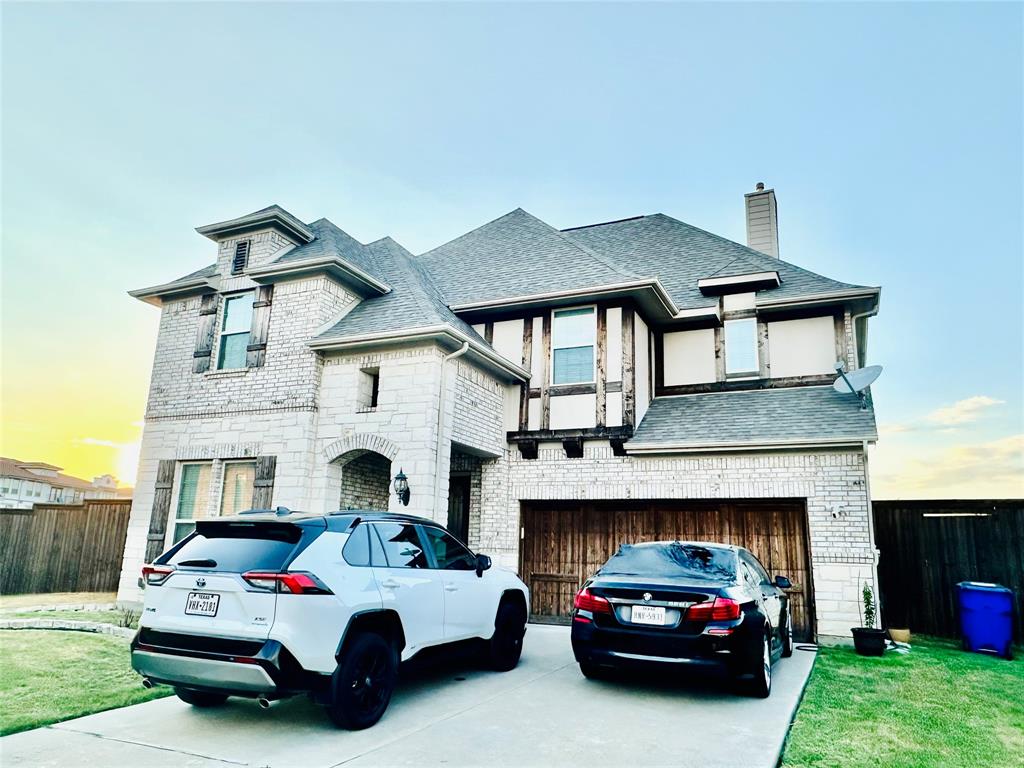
left=600, top=542, right=737, bottom=581
left=165, top=521, right=304, bottom=572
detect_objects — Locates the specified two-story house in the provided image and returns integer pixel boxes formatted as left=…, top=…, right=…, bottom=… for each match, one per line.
left=117, top=185, right=880, bottom=642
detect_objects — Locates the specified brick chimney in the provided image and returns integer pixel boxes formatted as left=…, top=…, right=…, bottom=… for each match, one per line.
left=744, top=182, right=779, bottom=258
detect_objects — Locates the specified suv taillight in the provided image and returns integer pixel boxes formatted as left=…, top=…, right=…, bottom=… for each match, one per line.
left=574, top=587, right=612, bottom=614
left=241, top=571, right=333, bottom=595
left=142, top=564, right=174, bottom=586
left=687, top=597, right=742, bottom=622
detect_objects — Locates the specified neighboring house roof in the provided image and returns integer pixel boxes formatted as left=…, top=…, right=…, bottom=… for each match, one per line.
left=627, top=386, right=878, bottom=452
left=418, top=208, right=647, bottom=308
left=561, top=213, right=872, bottom=311
left=0, top=457, right=114, bottom=492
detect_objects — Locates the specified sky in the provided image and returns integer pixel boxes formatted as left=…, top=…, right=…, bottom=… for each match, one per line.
left=1, top=1, right=1021, bottom=499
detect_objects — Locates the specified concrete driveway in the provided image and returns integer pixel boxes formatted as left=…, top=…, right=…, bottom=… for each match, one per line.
left=1, top=625, right=814, bottom=768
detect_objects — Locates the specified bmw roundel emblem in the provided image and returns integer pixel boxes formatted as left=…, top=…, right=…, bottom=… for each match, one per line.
left=643, top=592, right=653, bottom=602
left=195, top=577, right=207, bottom=588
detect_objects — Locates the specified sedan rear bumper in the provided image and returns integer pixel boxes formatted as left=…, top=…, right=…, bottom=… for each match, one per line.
left=132, top=649, right=277, bottom=694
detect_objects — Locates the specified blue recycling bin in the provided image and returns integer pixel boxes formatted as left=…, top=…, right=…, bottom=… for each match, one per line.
left=957, top=582, right=1014, bottom=659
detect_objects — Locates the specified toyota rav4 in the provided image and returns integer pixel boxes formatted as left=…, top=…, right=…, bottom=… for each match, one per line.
left=131, top=509, right=530, bottom=729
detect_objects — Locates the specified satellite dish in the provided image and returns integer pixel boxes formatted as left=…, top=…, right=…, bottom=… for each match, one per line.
left=833, top=363, right=882, bottom=410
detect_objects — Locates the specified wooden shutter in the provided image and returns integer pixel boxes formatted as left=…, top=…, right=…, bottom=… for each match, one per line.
left=251, top=455, right=277, bottom=509
left=145, top=460, right=176, bottom=563
left=192, top=294, right=221, bottom=373
left=246, top=285, right=274, bottom=368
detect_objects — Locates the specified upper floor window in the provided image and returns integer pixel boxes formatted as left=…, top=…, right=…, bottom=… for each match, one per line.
left=231, top=240, right=251, bottom=275
left=724, top=318, right=758, bottom=376
left=357, top=367, right=380, bottom=412
left=217, top=292, right=254, bottom=370
left=552, top=307, right=595, bottom=385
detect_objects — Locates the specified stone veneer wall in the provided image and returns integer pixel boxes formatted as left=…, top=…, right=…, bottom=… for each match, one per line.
left=474, top=444, right=875, bottom=640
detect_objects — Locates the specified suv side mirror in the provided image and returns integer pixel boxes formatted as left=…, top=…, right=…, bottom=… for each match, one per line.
left=774, top=575, right=792, bottom=589
left=476, top=554, right=492, bottom=577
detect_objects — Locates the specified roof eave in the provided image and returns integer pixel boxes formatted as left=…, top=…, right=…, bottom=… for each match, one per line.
left=128, top=276, right=221, bottom=306
left=308, top=325, right=529, bottom=382
left=248, top=256, right=391, bottom=297
left=448, top=279, right=679, bottom=322
left=196, top=208, right=315, bottom=244
left=698, top=271, right=781, bottom=295
left=625, top=436, right=876, bottom=455
left=756, top=286, right=881, bottom=312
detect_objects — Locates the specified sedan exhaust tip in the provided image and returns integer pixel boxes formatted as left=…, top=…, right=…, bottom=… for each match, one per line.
left=257, top=697, right=271, bottom=710
left=141, top=677, right=154, bottom=689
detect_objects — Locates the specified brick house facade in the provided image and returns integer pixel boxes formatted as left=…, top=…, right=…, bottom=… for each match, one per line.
left=119, top=189, right=880, bottom=642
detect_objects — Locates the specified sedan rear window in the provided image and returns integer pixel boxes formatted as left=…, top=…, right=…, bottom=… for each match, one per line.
left=165, top=522, right=304, bottom=572
left=600, top=543, right=737, bottom=581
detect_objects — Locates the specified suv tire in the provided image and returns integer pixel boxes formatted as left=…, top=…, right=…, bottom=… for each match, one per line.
left=487, top=600, right=526, bottom=671
left=174, top=688, right=229, bottom=707
left=327, top=632, right=397, bottom=730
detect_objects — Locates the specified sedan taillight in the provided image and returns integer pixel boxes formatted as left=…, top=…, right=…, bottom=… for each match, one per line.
left=141, top=564, right=174, bottom=586
left=687, top=597, right=742, bottom=622
left=574, top=587, right=612, bottom=614
left=241, top=571, right=333, bottom=595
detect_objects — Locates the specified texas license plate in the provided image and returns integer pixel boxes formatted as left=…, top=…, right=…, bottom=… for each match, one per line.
left=631, top=605, right=666, bottom=626
left=185, top=591, right=220, bottom=617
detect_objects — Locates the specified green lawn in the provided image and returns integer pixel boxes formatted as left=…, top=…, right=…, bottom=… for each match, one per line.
left=0, top=629, right=169, bottom=735
left=783, top=636, right=1024, bottom=768
left=7, top=609, right=139, bottom=629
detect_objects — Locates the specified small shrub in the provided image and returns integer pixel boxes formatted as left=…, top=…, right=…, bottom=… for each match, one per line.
left=117, top=608, right=139, bottom=629
left=862, top=583, right=876, bottom=629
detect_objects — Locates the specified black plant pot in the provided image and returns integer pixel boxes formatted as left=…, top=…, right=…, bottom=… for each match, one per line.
left=851, top=627, right=887, bottom=656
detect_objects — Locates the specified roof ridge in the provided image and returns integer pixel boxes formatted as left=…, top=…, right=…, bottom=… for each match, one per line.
left=560, top=214, right=648, bottom=232
left=519, top=208, right=645, bottom=282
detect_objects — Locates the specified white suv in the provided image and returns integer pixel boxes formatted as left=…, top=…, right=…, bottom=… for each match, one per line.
left=131, top=509, right=530, bottom=729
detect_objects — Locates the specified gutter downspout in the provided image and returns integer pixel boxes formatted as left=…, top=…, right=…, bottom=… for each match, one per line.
left=863, top=439, right=882, bottom=630
left=433, top=342, right=470, bottom=520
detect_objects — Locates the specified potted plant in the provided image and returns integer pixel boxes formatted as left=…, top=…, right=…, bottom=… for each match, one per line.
left=851, top=582, right=887, bottom=656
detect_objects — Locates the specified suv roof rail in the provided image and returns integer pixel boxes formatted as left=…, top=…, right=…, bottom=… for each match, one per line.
left=237, top=506, right=292, bottom=516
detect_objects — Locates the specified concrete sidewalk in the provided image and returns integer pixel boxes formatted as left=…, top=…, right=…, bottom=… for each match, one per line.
left=0, top=625, right=815, bottom=768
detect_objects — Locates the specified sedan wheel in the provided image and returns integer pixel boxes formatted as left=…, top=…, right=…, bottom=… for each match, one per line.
left=781, top=611, right=794, bottom=658
left=747, top=632, right=772, bottom=698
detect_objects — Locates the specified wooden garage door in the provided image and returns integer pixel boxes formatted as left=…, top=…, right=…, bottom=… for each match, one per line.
left=520, top=500, right=815, bottom=641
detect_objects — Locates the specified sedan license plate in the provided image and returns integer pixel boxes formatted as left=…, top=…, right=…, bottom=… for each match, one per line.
left=631, top=604, right=666, bottom=626
left=185, top=592, right=220, bottom=617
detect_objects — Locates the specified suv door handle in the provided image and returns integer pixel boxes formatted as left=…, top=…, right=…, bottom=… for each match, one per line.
left=444, top=584, right=459, bottom=592
left=381, top=579, right=400, bottom=589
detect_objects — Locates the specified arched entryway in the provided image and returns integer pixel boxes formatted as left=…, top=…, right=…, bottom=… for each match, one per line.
left=337, top=449, right=392, bottom=510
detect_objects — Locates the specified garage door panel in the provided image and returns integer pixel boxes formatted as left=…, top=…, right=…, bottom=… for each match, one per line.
left=520, top=500, right=814, bottom=641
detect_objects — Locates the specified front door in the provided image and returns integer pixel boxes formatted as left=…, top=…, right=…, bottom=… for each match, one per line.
left=447, top=475, right=471, bottom=544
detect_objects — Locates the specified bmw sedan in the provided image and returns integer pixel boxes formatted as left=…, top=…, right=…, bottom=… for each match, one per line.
left=570, top=541, right=793, bottom=697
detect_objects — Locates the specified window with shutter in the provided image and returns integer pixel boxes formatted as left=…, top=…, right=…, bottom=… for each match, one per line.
left=217, top=292, right=255, bottom=370
left=220, top=461, right=256, bottom=516
left=232, top=241, right=251, bottom=274
left=172, top=463, right=212, bottom=543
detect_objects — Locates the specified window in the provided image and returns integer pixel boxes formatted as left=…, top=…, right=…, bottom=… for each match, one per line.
left=372, top=523, right=428, bottom=568
left=49, top=487, right=61, bottom=502
left=357, top=368, right=380, bottom=411
left=552, top=307, right=595, bottom=385
left=724, top=318, right=758, bottom=375
left=741, top=552, right=772, bottom=585
left=600, top=542, right=737, bottom=581
left=231, top=240, right=251, bottom=275
left=342, top=524, right=371, bottom=567
left=173, top=463, right=212, bottom=543
left=220, top=461, right=256, bottom=516
left=217, top=292, right=254, bottom=370
left=420, top=526, right=477, bottom=570
left=167, top=522, right=301, bottom=572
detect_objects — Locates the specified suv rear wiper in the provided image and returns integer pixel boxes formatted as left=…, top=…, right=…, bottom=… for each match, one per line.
left=177, top=558, right=217, bottom=568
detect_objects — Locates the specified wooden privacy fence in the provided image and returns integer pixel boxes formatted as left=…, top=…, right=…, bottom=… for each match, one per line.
left=0, top=500, right=132, bottom=595
left=874, top=500, right=1023, bottom=640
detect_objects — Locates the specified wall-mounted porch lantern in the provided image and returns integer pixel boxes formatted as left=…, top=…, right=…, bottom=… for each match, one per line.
left=393, top=468, right=410, bottom=506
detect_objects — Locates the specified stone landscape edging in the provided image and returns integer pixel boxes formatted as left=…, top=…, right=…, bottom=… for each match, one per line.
left=0, top=618, right=135, bottom=639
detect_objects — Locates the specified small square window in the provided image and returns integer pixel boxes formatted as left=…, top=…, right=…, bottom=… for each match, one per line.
left=357, top=368, right=380, bottom=411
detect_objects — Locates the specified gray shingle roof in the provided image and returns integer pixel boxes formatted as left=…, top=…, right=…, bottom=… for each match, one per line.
left=563, top=214, right=869, bottom=310
left=418, top=208, right=643, bottom=307
left=629, top=386, right=877, bottom=448
left=314, top=237, right=484, bottom=343
left=270, top=219, right=383, bottom=280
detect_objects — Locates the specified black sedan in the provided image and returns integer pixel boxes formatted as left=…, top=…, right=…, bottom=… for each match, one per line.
left=570, top=540, right=793, bottom=697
